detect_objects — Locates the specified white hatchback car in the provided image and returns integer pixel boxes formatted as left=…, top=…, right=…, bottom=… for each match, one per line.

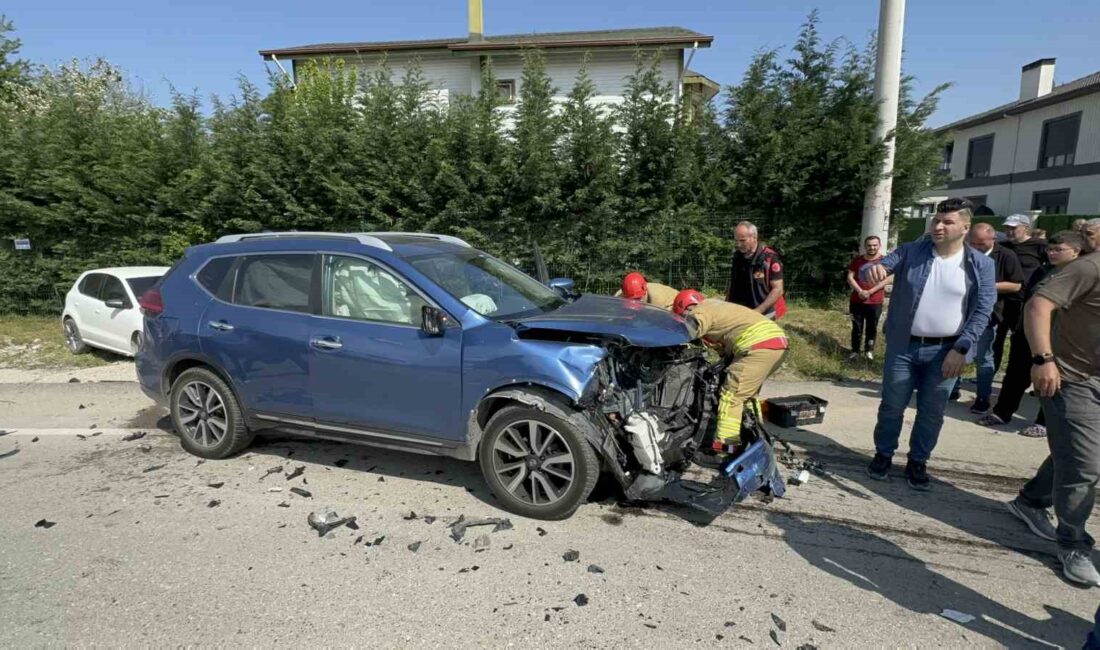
left=62, top=267, right=169, bottom=357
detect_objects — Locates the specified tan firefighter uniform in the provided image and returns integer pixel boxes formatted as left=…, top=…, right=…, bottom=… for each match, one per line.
left=614, top=282, right=679, bottom=311
left=685, top=298, right=788, bottom=449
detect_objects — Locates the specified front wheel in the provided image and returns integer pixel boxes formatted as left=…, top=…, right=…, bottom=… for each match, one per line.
left=63, top=318, right=87, bottom=354
left=478, top=404, right=599, bottom=520
left=170, top=367, right=253, bottom=459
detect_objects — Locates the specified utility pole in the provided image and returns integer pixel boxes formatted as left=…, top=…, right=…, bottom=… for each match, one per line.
left=861, top=0, right=906, bottom=244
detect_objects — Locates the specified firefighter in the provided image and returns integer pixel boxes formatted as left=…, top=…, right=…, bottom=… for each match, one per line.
left=673, top=290, right=789, bottom=455
left=615, top=272, right=679, bottom=311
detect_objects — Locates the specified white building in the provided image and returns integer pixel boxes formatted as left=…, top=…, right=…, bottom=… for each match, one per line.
left=259, top=3, right=717, bottom=112
left=926, top=59, right=1100, bottom=216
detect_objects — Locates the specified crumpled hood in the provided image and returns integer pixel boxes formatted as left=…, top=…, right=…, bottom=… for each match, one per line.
left=510, top=294, right=692, bottom=348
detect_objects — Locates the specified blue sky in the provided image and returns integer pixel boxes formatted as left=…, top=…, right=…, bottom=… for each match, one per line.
left=5, top=0, right=1099, bottom=126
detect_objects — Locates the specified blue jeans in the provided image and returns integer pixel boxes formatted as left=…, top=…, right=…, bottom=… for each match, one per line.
left=951, top=323, right=997, bottom=401
left=873, top=339, right=956, bottom=463
left=1086, top=602, right=1100, bottom=649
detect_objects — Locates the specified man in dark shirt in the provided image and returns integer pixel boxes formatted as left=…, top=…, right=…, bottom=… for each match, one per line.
left=726, top=221, right=786, bottom=319
left=996, top=214, right=1048, bottom=371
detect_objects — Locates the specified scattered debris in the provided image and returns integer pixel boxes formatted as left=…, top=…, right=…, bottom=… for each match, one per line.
left=473, top=534, right=491, bottom=550
left=796, top=645, right=818, bottom=650
left=407, top=541, right=422, bottom=553
left=34, top=519, right=56, bottom=529
left=448, top=515, right=514, bottom=542
left=68, top=377, right=79, bottom=383
left=353, top=536, right=364, bottom=546
left=346, top=519, right=360, bottom=530
left=260, top=465, right=284, bottom=481
left=769, top=629, right=780, bottom=646
left=142, top=463, right=166, bottom=473
left=76, top=434, right=87, bottom=441
left=289, top=487, right=312, bottom=498
left=139, top=444, right=151, bottom=452
left=536, top=527, right=548, bottom=536
left=739, top=635, right=754, bottom=644
left=403, top=511, right=419, bottom=520
left=377, top=476, right=385, bottom=482
left=334, top=459, right=348, bottom=468
left=644, top=623, right=657, bottom=629
left=771, top=613, right=787, bottom=632
left=208, top=482, right=225, bottom=489
left=154, top=494, right=170, bottom=499
left=365, top=536, right=385, bottom=547
left=267, top=487, right=283, bottom=492
left=91, top=431, right=102, bottom=437
left=277, top=502, right=290, bottom=508
left=423, top=516, right=437, bottom=524
left=725, top=621, right=737, bottom=628
left=31, top=437, right=38, bottom=443
left=563, top=549, right=580, bottom=562
left=573, top=594, right=589, bottom=606
left=285, top=465, right=305, bottom=481
left=207, top=500, right=221, bottom=508
left=78, top=404, right=85, bottom=409
left=0, top=448, right=20, bottom=460
left=811, top=620, right=835, bottom=633
left=89, top=424, right=97, bottom=430
left=656, top=565, right=664, bottom=571
left=503, top=544, right=514, bottom=550
left=121, top=431, right=147, bottom=442
left=600, top=513, right=624, bottom=526
left=940, top=609, right=975, bottom=624
left=788, top=470, right=811, bottom=486
left=587, top=564, right=605, bottom=574
left=307, top=510, right=357, bottom=537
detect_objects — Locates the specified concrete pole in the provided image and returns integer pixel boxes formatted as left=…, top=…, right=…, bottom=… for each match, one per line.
left=861, top=0, right=906, bottom=245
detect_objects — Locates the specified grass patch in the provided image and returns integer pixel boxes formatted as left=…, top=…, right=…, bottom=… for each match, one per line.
left=777, top=298, right=885, bottom=381
left=0, top=315, right=121, bottom=369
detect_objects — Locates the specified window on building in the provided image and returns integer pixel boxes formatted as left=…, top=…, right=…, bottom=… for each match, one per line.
left=964, top=195, right=989, bottom=214
left=1038, top=113, right=1080, bottom=169
left=941, top=142, right=954, bottom=173
left=1031, top=189, right=1071, bottom=215
left=965, top=135, right=994, bottom=179
left=495, top=79, right=516, bottom=103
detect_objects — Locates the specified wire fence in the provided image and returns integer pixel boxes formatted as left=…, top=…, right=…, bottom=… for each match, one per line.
left=0, top=285, right=65, bottom=317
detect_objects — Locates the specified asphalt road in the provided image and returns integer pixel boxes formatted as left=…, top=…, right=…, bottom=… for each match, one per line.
left=0, top=366, right=1096, bottom=647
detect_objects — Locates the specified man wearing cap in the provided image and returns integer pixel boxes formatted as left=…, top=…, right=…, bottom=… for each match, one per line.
left=615, top=272, right=679, bottom=311
left=994, top=214, right=1048, bottom=374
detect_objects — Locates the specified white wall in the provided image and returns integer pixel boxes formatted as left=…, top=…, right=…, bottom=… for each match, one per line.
left=931, top=175, right=1100, bottom=215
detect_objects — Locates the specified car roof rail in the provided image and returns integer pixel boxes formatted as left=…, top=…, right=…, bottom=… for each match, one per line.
left=214, top=232, right=393, bottom=251
left=363, top=232, right=472, bottom=248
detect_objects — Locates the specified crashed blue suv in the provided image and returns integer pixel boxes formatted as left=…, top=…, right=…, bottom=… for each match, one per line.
left=137, top=232, right=779, bottom=520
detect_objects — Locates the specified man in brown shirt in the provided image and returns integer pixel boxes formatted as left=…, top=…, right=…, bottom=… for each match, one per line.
left=1007, top=250, right=1100, bottom=587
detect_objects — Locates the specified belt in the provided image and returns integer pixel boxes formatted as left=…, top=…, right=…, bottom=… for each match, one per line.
left=910, top=335, right=959, bottom=345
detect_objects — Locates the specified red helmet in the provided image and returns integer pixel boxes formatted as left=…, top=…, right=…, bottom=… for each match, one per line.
left=620, top=272, right=648, bottom=300
left=672, top=289, right=705, bottom=315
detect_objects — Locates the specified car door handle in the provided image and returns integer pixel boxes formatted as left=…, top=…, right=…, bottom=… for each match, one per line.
left=310, top=336, right=343, bottom=350
left=208, top=320, right=235, bottom=332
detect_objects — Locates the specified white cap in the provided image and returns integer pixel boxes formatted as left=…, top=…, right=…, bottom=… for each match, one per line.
left=1003, top=214, right=1032, bottom=227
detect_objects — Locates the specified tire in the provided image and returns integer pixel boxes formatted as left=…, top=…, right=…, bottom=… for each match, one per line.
left=170, top=367, right=254, bottom=459
left=63, top=318, right=87, bottom=354
left=478, top=404, right=599, bottom=520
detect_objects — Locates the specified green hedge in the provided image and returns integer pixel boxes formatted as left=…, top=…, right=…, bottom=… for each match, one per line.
left=899, top=214, right=1096, bottom=243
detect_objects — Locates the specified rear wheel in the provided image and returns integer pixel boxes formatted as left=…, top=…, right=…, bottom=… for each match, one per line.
left=63, top=318, right=87, bottom=354
left=478, top=404, right=599, bottom=520
left=170, top=367, right=253, bottom=459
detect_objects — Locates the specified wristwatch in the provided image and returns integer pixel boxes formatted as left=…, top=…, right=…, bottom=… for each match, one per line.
left=1031, top=353, right=1056, bottom=366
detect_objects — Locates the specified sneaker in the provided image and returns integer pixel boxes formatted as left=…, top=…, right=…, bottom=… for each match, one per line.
left=969, top=398, right=991, bottom=414
left=865, top=351, right=875, bottom=361
left=1059, top=549, right=1100, bottom=587
left=905, top=460, right=931, bottom=491
left=867, top=453, right=892, bottom=481
left=1005, top=497, right=1057, bottom=541
left=977, top=413, right=1007, bottom=427
left=1019, top=425, right=1048, bottom=438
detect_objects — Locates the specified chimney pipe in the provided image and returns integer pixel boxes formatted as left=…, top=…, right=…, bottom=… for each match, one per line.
left=1020, top=58, right=1055, bottom=101
left=468, top=0, right=484, bottom=42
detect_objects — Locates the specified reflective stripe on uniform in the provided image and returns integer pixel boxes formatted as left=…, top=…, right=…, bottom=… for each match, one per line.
left=733, top=320, right=786, bottom=354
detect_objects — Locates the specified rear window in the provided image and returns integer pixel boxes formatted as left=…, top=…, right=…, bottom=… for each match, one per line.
left=233, top=254, right=314, bottom=313
left=79, top=273, right=104, bottom=298
left=126, top=276, right=160, bottom=299
left=196, top=257, right=236, bottom=302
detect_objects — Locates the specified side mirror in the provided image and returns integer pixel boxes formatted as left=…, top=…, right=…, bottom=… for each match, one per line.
left=421, top=305, right=447, bottom=337
left=548, top=277, right=576, bottom=298
left=105, top=298, right=129, bottom=309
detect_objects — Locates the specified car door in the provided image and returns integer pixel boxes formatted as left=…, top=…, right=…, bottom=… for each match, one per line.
left=309, top=253, right=464, bottom=441
left=199, top=253, right=316, bottom=420
left=97, top=274, right=135, bottom=351
left=71, top=273, right=106, bottom=345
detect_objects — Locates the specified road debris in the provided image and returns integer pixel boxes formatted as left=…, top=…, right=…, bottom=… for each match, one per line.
left=448, top=515, right=514, bottom=543
left=0, top=448, right=20, bottom=460
left=940, top=609, right=975, bottom=624
left=121, top=431, right=147, bottom=442
left=285, top=465, right=305, bottom=481
left=536, top=527, right=548, bottom=536
left=289, top=487, right=312, bottom=498
left=473, top=534, right=491, bottom=550
left=267, top=487, right=283, bottom=492
left=365, top=536, right=385, bottom=547
left=207, top=500, right=221, bottom=508
left=407, top=541, right=422, bottom=553
left=788, top=470, right=811, bottom=486
left=811, top=620, right=835, bottom=633
left=563, top=549, right=580, bottom=562
left=423, top=516, right=437, bottom=524
left=771, top=613, right=787, bottom=632
left=139, top=444, right=151, bottom=452
left=587, top=564, right=605, bottom=574
left=259, top=465, right=284, bottom=481
left=208, top=482, right=225, bottom=489
left=306, top=510, right=358, bottom=537
left=769, top=629, right=780, bottom=645
left=76, top=434, right=87, bottom=441
left=34, top=519, right=56, bottom=529
left=68, top=377, right=79, bottom=383
left=574, top=594, right=589, bottom=606
left=377, top=476, right=385, bottom=482
left=277, top=502, right=290, bottom=508
left=142, top=464, right=166, bottom=473
left=403, top=511, right=419, bottom=520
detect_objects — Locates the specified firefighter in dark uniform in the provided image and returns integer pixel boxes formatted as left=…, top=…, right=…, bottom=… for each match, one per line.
left=725, top=221, right=786, bottom=319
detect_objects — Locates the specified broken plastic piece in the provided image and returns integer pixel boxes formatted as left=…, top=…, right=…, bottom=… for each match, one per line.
left=0, top=449, right=19, bottom=460
left=587, top=564, right=604, bottom=574
left=940, top=609, right=975, bottom=624
left=769, top=630, right=780, bottom=645
left=407, top=541, right=422, bottom=552
left=536, top=527, right=548, bottom=536
left=573, top=594, right=588, bottom=606
left=290, top=487, right=312, bottom=498
left=260, top=465, right=284, bottom=481
left=562, top=549, right=580, bottom=562
left=277, top=502, right=290, bottom=508
left=76, top=434, right=87, bottom=441
left=307, top=510, right=357, bottom=537
left=473, top=534, right=491, bottom=550
left=448, top=515, right=514, bottom=542
left=788, top=470, right=810, bottom=486
left=121, top=431, right=147, bottom=442
left=268, top=487, right=283, bottom=492
left=208, top=482, right=224, bottom=489
left=423, top=516, right=437, bottom=524
left=771, top=613, right=787, bottom=632
left=403, top=511, right=419, bottom=520
left=142, top=464, right=166, bottom=473
left=207, top=500, right=220, bottom=508
left=34, top=519, right=56, bottom=529
left=285, top=465, right=305, bottom=481
left=811, top=620, right=835, bottom=633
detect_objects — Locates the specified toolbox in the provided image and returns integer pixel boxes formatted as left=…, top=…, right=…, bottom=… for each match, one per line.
left=763, top=395, right=828, bottom=428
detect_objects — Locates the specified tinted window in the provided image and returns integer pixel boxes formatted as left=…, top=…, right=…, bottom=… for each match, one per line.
left=79, top=273, right=104, bottom=298
left=966, top=135, right=994, bottom=178
left=234, top=254, right=314, bottom=313
left=323, top=255, right=428, bottom=325
left=1039, top=113, right=1080, bottom=169
left=100, top=276, right=129, bottom=304
left=197, top=257, right=236, bottom=301
left=1031, top=189, right=1071, bottom=215
left=126, top=276, right=160, bottom=299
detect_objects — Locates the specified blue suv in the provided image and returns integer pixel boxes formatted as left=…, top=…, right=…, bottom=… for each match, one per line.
left=137, top=232, right=774, bottom=519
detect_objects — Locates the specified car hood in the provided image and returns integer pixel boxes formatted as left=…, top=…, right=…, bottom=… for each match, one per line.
left=510, top=294, right=692, bottom=347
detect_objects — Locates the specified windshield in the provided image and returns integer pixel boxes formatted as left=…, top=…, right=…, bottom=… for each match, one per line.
left=409, top=250, right=565, bottom=320
left=126, top=276, right=161, bottom=298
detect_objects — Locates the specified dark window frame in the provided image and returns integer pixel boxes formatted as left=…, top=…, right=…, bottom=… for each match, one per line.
left=941, top=141, right=954, bottom=173
left=1030, top=188, right=1071, bottom=215
left=495, top=79, right=516, bottom=103
left=78, top=273, right=106, bottom=300
left=965, top=134, right=995, bottom=179
left=1037, top=112, right=1081, bottom=170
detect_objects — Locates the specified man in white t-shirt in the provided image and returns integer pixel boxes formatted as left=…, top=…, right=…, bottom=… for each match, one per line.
left=862, top=198, right=996, bottom=489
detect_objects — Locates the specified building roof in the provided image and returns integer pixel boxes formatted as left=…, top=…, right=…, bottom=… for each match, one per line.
left=936, top=69, right=1100, bottom=133
left=260, top=26, right=713, bottom=59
